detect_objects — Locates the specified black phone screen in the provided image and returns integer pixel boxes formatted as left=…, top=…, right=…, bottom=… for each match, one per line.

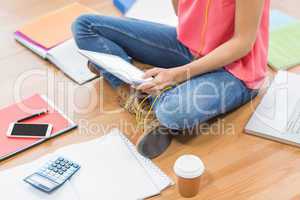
left=11, top=123, right=50, bottom=137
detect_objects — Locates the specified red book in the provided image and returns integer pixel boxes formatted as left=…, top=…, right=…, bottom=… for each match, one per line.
left=0, top=94, right=77, bottom=161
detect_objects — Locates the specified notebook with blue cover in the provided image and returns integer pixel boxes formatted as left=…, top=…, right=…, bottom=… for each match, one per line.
left=113, top=0, right=136, bottom=13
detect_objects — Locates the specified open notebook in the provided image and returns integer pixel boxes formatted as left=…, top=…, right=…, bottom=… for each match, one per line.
left=0, top=129, right=173, bottom=200
left=47, top=39, right=97, bottom=84
left=79, top=50, right=152, bottom=85
left=14, top=3, right=98, bottom=84
left=245, top=71, right=300, bottom=147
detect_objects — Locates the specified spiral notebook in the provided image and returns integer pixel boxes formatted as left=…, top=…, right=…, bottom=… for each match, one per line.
left=0, top=129, right=173, bottom=200
left=64, top=129, right=173, bottom=199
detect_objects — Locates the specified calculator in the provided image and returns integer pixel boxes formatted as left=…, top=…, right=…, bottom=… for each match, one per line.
left=24, top=156, right=80, bottom=193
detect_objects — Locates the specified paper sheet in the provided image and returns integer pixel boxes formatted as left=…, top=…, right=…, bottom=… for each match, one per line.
left=55, top=130, right=160, bottom=199
left=125, top=0, right=178, bottom=27
left=0, top=156, right=78, bottom=200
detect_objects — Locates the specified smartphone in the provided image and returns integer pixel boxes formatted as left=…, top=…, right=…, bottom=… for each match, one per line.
left=6, top=123, right=52, bottom=139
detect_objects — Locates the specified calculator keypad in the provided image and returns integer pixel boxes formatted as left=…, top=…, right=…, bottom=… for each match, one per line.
left=38, top=157, right=80, bottom=184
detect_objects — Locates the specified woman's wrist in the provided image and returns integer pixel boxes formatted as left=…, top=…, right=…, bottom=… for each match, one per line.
left=173, top=66, right=191, bottom=83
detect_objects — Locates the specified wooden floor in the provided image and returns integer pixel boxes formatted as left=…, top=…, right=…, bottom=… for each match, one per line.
left=1, top=0, right=300, bottom=199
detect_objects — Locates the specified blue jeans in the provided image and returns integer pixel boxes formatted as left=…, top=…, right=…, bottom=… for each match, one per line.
left=72, top=15, right=257, bottom=130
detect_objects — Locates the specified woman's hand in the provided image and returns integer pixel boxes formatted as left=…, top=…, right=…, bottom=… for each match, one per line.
left=137, top=67, right=186, bottom=95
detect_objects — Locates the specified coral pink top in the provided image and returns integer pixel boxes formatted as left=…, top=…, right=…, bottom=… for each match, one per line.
left=177, top=0, right=270, bottom=89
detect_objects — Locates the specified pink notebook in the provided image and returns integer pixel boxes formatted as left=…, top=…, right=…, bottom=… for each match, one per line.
left=0, top=94, right=77, bottom=161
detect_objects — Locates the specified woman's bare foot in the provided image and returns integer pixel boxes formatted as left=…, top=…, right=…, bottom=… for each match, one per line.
left=87, top=62, right=100, bottom=76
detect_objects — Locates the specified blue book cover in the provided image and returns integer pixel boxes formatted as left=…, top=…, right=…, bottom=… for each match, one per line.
left=270, top=10, right=297, bottom=31
left=113, top=0, right=136, bottom=14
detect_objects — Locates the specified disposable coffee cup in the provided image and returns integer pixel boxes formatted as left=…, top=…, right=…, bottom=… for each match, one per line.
left=173, top=155, right=205, bottom=198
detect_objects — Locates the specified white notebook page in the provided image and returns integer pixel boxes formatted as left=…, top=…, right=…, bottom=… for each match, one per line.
left=55, top=129, right=164, bottom=199
left=47, top=39, right=97, bottom=84
left=0, top=156, right=78, bottom=200
left=126, top=0, right=178, bottom=27
left=79, top=50, right=152, bottom=85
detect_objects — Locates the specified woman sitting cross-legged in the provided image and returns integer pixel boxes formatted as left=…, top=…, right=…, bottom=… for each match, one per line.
left=72, top=0, right=270, bottom=159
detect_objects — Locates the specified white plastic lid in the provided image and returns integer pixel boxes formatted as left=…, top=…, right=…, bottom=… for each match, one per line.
left=173, top=155, right=205, bottom=179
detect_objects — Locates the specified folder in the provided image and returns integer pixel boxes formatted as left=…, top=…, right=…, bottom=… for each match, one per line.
left=18, top=3, right=95, bottom=49
left=0, top=94, right=77, bottom=161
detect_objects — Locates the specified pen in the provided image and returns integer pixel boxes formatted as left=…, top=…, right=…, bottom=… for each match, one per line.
left=17, top=109, right=49, bottom=122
